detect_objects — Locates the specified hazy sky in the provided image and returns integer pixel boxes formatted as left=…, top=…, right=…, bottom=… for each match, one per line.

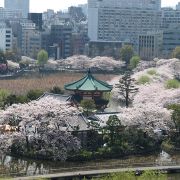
left=0, top=0, right=179, bottom=12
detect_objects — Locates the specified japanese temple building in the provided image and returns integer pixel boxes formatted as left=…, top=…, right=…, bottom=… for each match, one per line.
left=64, top=70, right=113, bottom=102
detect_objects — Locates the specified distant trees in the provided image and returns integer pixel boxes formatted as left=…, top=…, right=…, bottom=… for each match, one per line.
left=0, top=51, right=8, bottom=74
left=172, top=46, right=180, bottom=59
left=37, top=50, right=48, bottom=66
left=4, top=51, right=20, bottom=62
left=120, top=45, right=134, bottom=67
left=168, top=104, right=180, bottom=133
left=116, top=72, right=138, bottom=108
left=129, top=55, right=141, bottom=69
left=0, top=51, right=7, bottom=64
left=0, top=89, right=44, bottom=109
left=105, top=115, right=124, bottom=146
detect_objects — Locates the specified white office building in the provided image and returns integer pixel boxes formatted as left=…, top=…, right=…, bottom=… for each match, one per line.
left=0, top=7, right=22, bottom=19
left=161, top=8, right=180, bottom=29
left=4, top=0, right=29, bottom=18
left=18, top=21, right=41, bottom=58
left=0, top=22, right=12, bottom=52
left=88, top=0, right=161, bottom=52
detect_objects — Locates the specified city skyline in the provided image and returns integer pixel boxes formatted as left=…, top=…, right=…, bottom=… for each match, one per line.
left=0, top=0, right=179, bottom=12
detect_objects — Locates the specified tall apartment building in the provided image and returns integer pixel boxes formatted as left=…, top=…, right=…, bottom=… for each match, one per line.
left=4, top=0, right=29, bottom=18
left=0, top=22, right=12, bottom=52
left=50, top=25, right=72, bottom=59
left=88, top=0, right=161, bottom=56
left=18, top=21, right=41, bottom=58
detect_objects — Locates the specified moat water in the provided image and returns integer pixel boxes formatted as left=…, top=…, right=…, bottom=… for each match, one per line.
left=0, top=151, right=180, bottom=179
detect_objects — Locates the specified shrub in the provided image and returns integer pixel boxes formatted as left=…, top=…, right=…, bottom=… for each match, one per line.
left=137, top=75, right=151, bottom=85
left=129, top=56, right=140, bottom=69
left=165, top=79, right=180, bottom=89
left=27, top=89, right=44, bottom=100
left=147, top=69, right=157, bottom=76
left=4, top=94, right=28, bottom=106
left=50, top=86, right=64, bottom=94
left=80, top=99, right=96, bottom=116
left=0, top=89, right=10, bottom=108
left=172, top=46, right=180, bottom=59
left=161, top=139, right=175, bottom=153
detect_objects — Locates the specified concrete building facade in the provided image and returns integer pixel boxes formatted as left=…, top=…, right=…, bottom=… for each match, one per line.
left=162, top=27, right=180, bottom=58
left=0, top=22, right=12, bottom=52
left=0, top=7, right=22, bottom=19
left=50, top=25, right=72, bottom=59
left=18, top=21, right=41, bottom=58
left=4, top=0, right=29, bottom=18
left=138, top=31, right=163, bottom=60
left=161, top=8, right=180, bottom=29
left=28, top=13, right=43, bottom=31
left=88, top=0, right=161, bottom=56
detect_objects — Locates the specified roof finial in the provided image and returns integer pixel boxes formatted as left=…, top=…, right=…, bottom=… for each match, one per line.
left=88, top=68, right=91, bottom=74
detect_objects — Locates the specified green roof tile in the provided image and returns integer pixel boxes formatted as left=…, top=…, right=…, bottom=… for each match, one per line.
left=64, top=70, right=113, bottom=92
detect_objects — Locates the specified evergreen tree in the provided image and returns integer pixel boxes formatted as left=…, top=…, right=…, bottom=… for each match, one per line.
left=116, top=72, right=138, bottom=108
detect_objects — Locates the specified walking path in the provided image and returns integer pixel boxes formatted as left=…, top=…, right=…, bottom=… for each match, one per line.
left=13, top=165, right=180, bottom=180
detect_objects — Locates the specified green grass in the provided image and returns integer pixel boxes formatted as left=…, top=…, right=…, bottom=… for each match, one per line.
left=165, top=79, right=180, bottom=89
left=137, top=75, right=151, bottom=85
left=84, top=171, right=167, bottom=180
left=147, top=69, right=157, bottom=76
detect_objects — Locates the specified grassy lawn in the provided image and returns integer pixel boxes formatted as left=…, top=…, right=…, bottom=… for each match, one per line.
left=0, top=72, right=115, bottom=95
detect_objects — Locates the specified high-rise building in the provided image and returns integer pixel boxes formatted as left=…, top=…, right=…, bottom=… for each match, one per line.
left=88, top=0, right=161, bottom=55
left=138, top=31, right=163, bottom=60
left=4, top=0, right=29, bottom=18
left=78, top=4, right=88, bottom=17
left=50, top=25, right=72, bottom=59
left=161, top=8, right=180, bottom=29
left=162, top=27, right=180, bottom=58
left=160, top=7, right=180, bottom=58
left=0, top=22, right=12, bottom=52
left=0, top=7, right=22, bottom=19
left=28, top=13, right=43, bottom=31
left=17, top=20, right=41, bottom=58
left=176, top=2, right=180, bottom=10
left=88, top=0, right=161, bottom=10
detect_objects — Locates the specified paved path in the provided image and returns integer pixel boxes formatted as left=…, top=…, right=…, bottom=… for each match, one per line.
left=12, top=165, right=180, bottom=180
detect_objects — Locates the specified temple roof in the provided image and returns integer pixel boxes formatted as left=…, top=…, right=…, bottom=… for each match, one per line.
left=64, top=70, right=113, bottom=92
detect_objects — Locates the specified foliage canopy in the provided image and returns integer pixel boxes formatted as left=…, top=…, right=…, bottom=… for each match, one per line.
left=172, top=46, right=180, bottom=59
left=129, top=55, right=140, bottom=69
left=37, top=49, right=48, bottom=66
left=80, top=99, right=96, bottom=115
left=120, top=45, right=134, bottom=66
left=116, top=72, right=138, bottom=107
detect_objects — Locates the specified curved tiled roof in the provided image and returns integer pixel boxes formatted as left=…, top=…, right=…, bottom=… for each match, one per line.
left=64, top=70, right=113, bottom=92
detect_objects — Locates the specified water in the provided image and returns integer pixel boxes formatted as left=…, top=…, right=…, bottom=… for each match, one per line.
left=1, top=151, right=180, bottom=178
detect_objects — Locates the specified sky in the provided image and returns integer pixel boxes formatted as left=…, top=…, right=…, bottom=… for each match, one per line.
left=0, top=0, right=179, bottom=12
